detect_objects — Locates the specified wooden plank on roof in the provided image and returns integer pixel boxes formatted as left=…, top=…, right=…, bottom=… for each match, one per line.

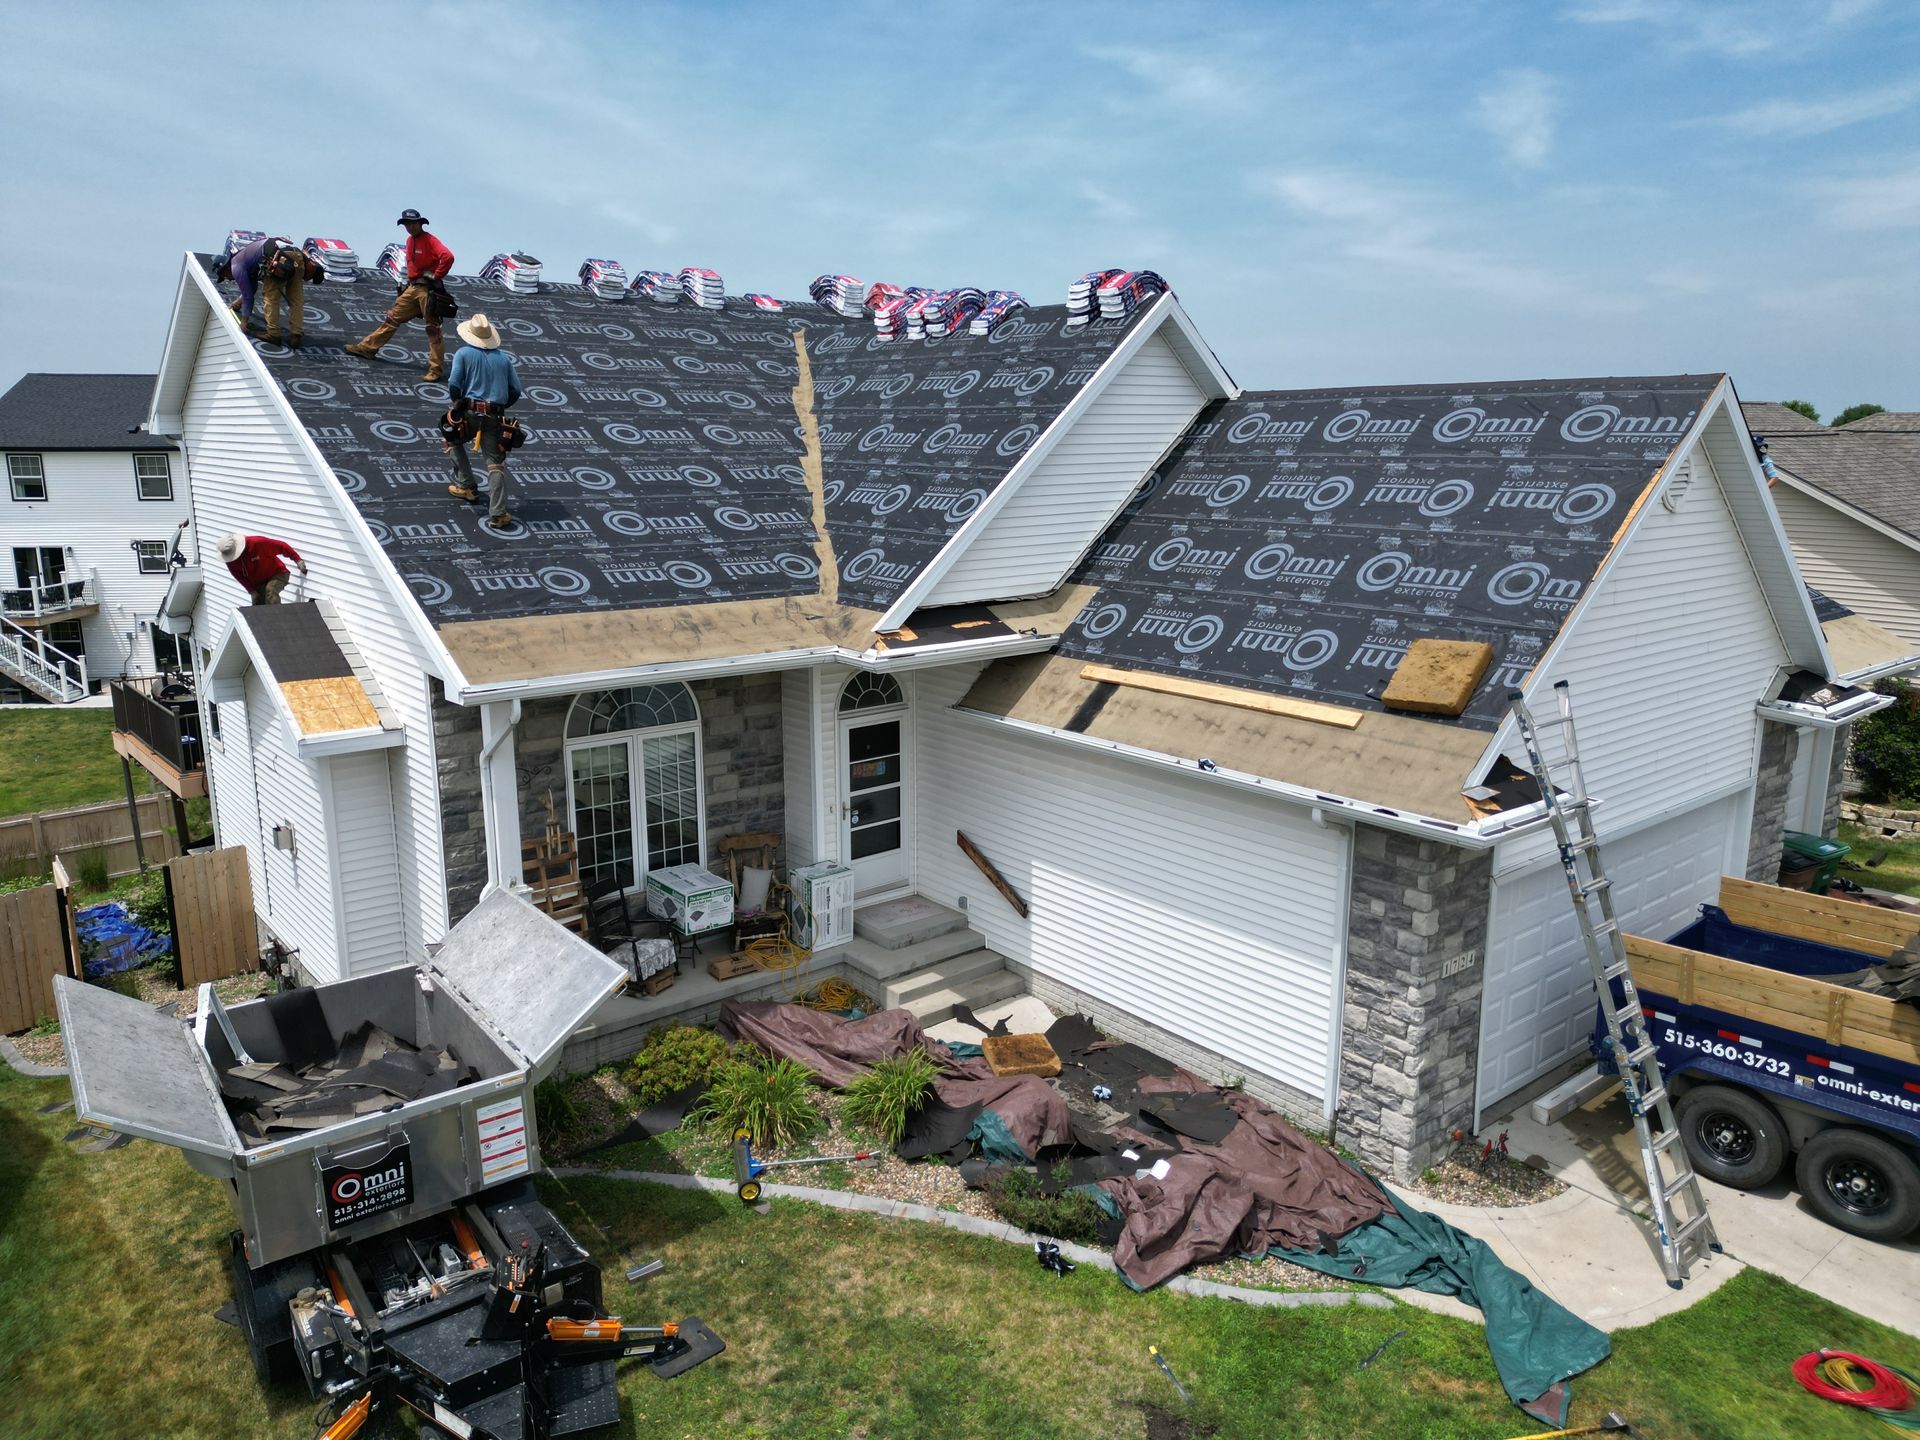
left=1076, top=663, right=1363, bottom=730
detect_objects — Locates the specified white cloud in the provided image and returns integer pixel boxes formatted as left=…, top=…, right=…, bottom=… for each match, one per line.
left=1086, top=45, right=1245, bottom=114
left=1710, top=77, right=1920, bottom=137
left=1565, top=0, right=1878, bottom=58
left=1476, top=69, right=1560, bottom=167
left=1809, top=163, right=1920, bottom=229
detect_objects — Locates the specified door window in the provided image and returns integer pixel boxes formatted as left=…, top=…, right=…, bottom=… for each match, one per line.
left=569, top=742, right=634, bottom=895
left=847, top=719, right=903, bottom=859
left=565, top=684, right=704, bottom=896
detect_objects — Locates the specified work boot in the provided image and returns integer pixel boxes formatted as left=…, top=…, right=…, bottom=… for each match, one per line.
left=448, top=483, right=479, bottom=502
left=424, top=367, right=448, bottom=383
left=484, top=513, right=514, bottom=531
left=343, top=342, right=380, bottom=358
left=286, top=333, right=303, bottom=351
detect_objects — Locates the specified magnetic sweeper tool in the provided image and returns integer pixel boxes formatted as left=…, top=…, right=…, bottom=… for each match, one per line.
left=730, top=1127, right=878, bottom=1202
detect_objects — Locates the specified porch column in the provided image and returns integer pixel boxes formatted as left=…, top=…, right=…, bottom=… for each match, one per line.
left=478, top=700, right=523, bottom=895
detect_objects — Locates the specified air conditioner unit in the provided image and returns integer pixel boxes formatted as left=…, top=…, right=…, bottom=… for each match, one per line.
left=788, top=862, right=855, bottom=952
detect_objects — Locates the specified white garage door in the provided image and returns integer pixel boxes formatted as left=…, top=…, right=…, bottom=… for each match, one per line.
left=1476, top=791, right=1747, bottom=1123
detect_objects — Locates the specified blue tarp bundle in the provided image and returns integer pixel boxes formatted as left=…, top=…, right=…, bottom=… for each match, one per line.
left=77, top=902, right=171, bottom=978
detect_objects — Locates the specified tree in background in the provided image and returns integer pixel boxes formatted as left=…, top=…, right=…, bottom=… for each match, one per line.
left=1782, top=399, right=1820, bottom=422
left=1832, top=403, right=1887, bottom=427
left=1852, top=679, right=1920, bottom=806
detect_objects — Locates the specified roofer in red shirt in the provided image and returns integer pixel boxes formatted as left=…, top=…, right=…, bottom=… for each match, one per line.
left=217, top=532, right=307, bottom=605
left=344, top=208, right=456, bottom=381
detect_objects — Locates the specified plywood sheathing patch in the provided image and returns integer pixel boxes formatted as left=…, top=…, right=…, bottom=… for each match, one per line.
left=1380, top=639, right=1495, bottom=717
left=790, top=328, right=839, bottom=607
left=281, top=677, right=380, bottom=734
left=1079, top=663, right=1362, bottom=730
left=964, top=654, right=1491, bottom=822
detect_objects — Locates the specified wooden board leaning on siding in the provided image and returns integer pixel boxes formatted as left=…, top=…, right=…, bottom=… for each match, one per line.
left=166, top=848, right=259, bottom=989
left=1717, top=875, right=1920, bottom=960
left=0, top=885, right=71, bottom=1033
left=1625, top=933, right=1920, bottom=1066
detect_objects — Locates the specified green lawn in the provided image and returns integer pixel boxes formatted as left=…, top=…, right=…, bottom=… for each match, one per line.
left=1839, top=820, right=1920, bottom=897
left=4, top=1066, right=1918, bottom=1439
left=0, top=709, right=150, bottom=819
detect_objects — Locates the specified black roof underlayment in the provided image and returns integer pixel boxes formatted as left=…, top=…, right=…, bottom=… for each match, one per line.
left=213, top=260, right=1143, bottom=622
left=1058, top=375, right=1722, bottom=728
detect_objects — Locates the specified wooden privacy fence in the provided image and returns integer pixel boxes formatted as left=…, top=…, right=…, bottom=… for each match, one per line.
left=165, top=847, right=258, bottom=989
left=0, top=795, right=179, bottom=883
left=0, top=883, right=74, bottom=1033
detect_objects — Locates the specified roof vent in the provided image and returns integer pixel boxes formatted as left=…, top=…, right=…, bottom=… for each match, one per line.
left=1379, top=639, right=1495, bottom=717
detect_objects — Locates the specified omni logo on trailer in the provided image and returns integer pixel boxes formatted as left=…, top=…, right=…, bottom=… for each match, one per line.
left=1431, top=407, right=1547, bottom=445
left=1225, top=412, right=1316, bottom=446
left=1322, top=408, right=1421, bottom=443
left=330, top=1166, right=403, bottom=1206
left=322, top=1141, right=413, bottom=1227
left=1558, top=403, right=1693, bottom=445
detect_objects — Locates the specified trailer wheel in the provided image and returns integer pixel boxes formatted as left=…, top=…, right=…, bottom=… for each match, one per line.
left=226, top=1232, right=306, bottom=1388
left=1675, top=1085, right=1787, bottom=1188
left=1795, top=1129, right=1920, bottom=1241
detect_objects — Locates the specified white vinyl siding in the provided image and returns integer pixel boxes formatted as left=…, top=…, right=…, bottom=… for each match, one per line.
left=327, top=750, right=407, bottom=978
left=780, top=667, right=819, bottom=869
left=181, top=309, right=442, bottom=957
left=1772, top=480, right=1920, bottom=647
left=922, top=332, right=1209, bottom=606
left=914, top=664, right=1348, bottom=1106
left=244, top=668, right=336, bottom=977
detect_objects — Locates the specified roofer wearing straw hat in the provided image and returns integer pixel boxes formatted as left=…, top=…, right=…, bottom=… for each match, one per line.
left=443, top=313, right=524, bottom=531
left=217, top=532, right=306, bottom=605
left=344, top=208, right=455, bottom=381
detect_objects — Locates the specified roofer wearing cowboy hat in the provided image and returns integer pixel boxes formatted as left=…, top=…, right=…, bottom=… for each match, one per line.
left=217, top=532, right=306, bottom=605
left=344, top=208, right=455, bottom=381
left=443, top=313, right=523, bottom=531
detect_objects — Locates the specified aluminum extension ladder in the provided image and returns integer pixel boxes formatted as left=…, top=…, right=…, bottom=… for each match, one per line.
left=1507, top=680, right=1721, bottom=1287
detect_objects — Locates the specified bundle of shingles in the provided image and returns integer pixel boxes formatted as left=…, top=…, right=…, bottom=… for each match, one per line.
left=304, top=237, right=360, bottom=283
left=223, top=228, right=265, bottom=259
left=481, top=251, right=543, bottom=295
left=220, top=1019, right=476, bottom=1143
left=1097, top=269, right=1169, bottom=318
left=918, top=287, right=988, bottom=338
left=743, top=293, right=785, bottom=312
left=872, top=285, right=935, bottom=340
left=678, top=266, right=725, bottom=308
left=375, top=242, right=408, bottom=285
left=970, top=289, right=1028, bottom=336
left=578, top=258, right=629, bottom=299
left=809, top=273, right=867, bottom=318
left=629, top=270, right=681, bottom=303
left=1067, top=268, right=1124, bottom=320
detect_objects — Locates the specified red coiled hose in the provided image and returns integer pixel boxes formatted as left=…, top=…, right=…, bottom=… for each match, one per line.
left=1793, top=1349, right=1912, bottom=1410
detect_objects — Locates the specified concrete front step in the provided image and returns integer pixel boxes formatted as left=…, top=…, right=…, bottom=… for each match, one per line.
left=881, top=947, right=1004, bottom=1008
left=833, top=926, right=987, bottom=983
left=853, top=895, right=969, bottom=950
left=901, top=964, right=1023, bottom=1025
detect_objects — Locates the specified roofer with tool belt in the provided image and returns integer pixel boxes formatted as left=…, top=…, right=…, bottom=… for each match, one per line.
left=443, top=313, right=525, bottom=532
left=217, top=532, right=306, bottom=605
left=344, top=208, right=455, bottom=381
left=228, top=236, right=316, bottom=347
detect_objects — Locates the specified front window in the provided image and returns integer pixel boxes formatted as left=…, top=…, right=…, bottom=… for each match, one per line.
left=134, top=453, right=173, bottom=501
left=565, top=684, right=704, bottom=896
left=134, top=541, right=169, bottom=574
left=150, top=624, right=188, bottom=672
left=8, top=455, right=45, bottom=501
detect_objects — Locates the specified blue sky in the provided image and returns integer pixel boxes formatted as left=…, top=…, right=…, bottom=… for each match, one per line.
left=1, top=0, right=1914, bottom=418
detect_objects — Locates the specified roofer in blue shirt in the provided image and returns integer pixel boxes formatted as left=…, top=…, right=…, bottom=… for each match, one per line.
left=442, top=313, right=523, bottom=532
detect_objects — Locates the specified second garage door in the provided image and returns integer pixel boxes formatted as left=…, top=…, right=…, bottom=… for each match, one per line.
left=1476, top=791, right=1747, bottom=1124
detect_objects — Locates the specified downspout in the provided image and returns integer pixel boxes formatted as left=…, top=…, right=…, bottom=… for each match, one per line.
left=477, top=698, right=522, bottom=896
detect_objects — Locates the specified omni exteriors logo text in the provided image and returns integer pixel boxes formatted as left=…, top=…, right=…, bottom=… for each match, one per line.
left=329, top=1161, right=406, bottom=1207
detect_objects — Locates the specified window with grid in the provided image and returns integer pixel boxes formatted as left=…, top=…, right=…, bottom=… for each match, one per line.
left=7, top=455, right=45, bottom=501
left=134, top=541, right=169, bottom=574
left=134, top=453, right=173, bottom=501
left=565, top=684, right=703, bottom=893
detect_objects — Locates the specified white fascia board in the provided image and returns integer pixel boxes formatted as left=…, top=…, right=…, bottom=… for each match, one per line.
left=1157, top=298, right=1239, bottom=399
left=149, top=257, right=212, bottom=436
left=1757, top=692, right=1895, bottom=729
left=1773, top=466, right=1920, bottom=556
left=177, top=258, right=469, bottom=693
left=1834, top=651, right=1920, bottom=687
left=871, top=293, right=1181, bottom=633
left=296, top=727, right=406, bottom=759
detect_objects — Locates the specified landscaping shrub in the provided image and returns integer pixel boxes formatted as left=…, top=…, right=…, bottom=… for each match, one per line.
left=842, top=1046, right=939, bottom=1145
left=985, top=1165, right=1108, bottom=1245
left=690, top=1052, right=822, bottom=1148
left=1852, top=680, right=1920, bottom=805
left=622, top=1024, right=732, bottom=1105
left=534, top=1074, right=581, bottom=1140
left=122, top=870, right=171, bottom=938
left=74, top=850, right=111, bottom=892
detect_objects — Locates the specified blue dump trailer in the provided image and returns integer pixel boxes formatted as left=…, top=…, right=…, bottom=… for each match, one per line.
left=1600, top=895, right=1920, bottom=1241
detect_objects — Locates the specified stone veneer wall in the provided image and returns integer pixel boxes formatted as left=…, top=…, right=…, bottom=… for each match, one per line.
left=1337, top=826, right=1494, bottom=1178
left=433, top=675, right=786, bottom=927
left=1745, top=722, right=1800, bottom=882
left=1824, top=731, right=1848, bottom=837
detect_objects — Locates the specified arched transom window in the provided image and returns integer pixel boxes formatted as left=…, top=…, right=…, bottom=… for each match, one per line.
left=839, top=673, right=904, bottom=713
left=565, top=684, right=703, bottom=896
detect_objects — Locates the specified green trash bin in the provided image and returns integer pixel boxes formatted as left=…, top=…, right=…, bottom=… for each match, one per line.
left=1782, top=830, right=1850, bottom=892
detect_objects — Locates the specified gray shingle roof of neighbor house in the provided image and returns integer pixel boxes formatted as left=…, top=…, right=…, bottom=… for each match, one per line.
left=1765, top=428, right=1920, bottom=546
left=1740, top=400, right=1827, bottom=435
left=1834, top=411, right=1920, bottom=432
left=0, top=373, right=166, bottom=451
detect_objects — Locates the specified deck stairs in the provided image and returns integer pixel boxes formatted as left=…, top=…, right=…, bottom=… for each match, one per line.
left=0, top=616, right=88, bottom=703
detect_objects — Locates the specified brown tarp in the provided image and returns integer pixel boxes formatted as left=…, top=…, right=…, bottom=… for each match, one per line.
left=719, top=1000, right=1072, bottom=1159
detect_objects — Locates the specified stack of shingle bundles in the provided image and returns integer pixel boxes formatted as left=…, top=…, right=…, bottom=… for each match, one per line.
left=744, top=293, right=786, bottom=311
left=870, top=287, right=916, bottom=340
left=223, top=228, right=265, bottom=259
left=920, top=287, right=987, bottom=338
left=1067, top=268, right=1125, bottom=319
left=375, top=242, right=408, bottom=284
left=678, top=266, right=725, bottom=308
left=630, top=270, right=681, bottom=303
left=303, top=237, right=359, bottom=282
left=481, top=251, right=543, bottom=294
left=865, top=281, right=904, bottom=313
left=579, top=258, right=629, bottom=299
left=1098, top=270, right=1169, bottom=318
left=970, top=290, right=1028, bottom=336
left=809, top=273, right=867, bottom=317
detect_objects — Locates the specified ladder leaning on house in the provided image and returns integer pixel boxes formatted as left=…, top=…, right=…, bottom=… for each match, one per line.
left=1507, top=679, right=1721, bottom=1288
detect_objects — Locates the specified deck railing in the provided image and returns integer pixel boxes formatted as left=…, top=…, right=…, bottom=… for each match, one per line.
left=0, top=567, right=97, bottom=622
left=110, top=675, right=205, bottom=774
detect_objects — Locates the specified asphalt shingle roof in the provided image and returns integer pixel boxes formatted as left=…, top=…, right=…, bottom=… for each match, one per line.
left=0, top=373, right=163, bottom=451
left=1740, top=401, right=1827, bottom=435
left=1765, top=429, right=1920, bottom=544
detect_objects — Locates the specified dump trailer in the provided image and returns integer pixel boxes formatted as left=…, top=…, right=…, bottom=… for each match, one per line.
left=1596, top=879, right=1920, bottom=1242
left=57, top=890, right=723, bottom=1439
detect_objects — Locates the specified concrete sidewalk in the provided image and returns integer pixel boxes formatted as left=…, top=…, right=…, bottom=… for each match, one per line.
left=1394, top=1092, right=1920, bottom=1336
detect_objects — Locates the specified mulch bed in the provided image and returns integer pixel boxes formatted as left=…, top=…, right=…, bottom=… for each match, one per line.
left=1398, top=1142, right=1565, bottom=1207
left=9, top=962, right=274, bottom=1068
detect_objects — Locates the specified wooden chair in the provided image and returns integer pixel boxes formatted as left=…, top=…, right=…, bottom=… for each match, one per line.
left=715, top=832, right=786, bottom=947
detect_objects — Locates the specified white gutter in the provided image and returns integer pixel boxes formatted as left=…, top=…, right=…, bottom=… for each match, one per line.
left=1835, top=654, right=1920, bottom=687
left=1757, top=692, right=1894, bottom=729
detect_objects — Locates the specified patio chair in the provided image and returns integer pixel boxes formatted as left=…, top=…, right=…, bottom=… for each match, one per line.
left=715, top=832, right=786, bottom=948
left=587, top=882, right=677, bottom=990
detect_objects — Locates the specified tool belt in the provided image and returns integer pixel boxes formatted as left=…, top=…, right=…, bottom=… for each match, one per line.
left=469, top=400, right=505, bottom=418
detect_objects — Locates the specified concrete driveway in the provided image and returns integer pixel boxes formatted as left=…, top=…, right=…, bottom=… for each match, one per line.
left=1390, top=1089, right=1920, bottom=1336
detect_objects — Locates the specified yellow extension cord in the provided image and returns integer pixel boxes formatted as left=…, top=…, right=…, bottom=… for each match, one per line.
left=1817, top=1355, right=1920, bottom=1433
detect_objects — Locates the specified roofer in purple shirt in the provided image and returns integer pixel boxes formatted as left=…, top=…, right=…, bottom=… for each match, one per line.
left=226, top=237, right=312, bottom=348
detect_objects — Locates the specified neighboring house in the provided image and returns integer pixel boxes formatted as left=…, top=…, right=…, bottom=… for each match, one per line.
left=143, top=251, right=1917, bottom=1179
left=1745, top=400, right=1920, bottom=648
left=0, top=373, right=190, bottom=701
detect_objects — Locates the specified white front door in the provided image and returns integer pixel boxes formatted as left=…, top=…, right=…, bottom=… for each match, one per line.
left=839, top=708, right=911, bottom=898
